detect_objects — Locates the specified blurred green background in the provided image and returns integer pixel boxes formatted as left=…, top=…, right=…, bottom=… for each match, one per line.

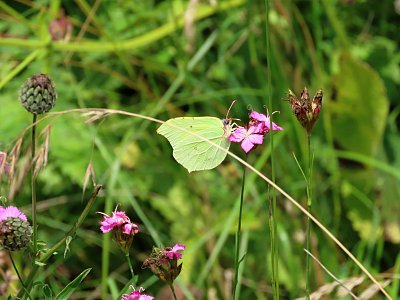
left=1, top=0, right=400, bottom=299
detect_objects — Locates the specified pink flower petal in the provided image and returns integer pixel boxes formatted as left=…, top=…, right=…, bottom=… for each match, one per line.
left=247, top=133, right=264, bottom=145
left=172, top=243, right=186, bottom=252
left=121, top=289, right=153, bottom=300
left=240, top=139, right=256, bottom=153
left=228, top=127, right=246, bottom=142
left=250, top=111, right=283, bottom=132
left=123, top=223, right=139, bottom=235
left=0, top=206, right=27, bottom=222
left=249, top=111, right=267, bottom=122
left=166, top=243, right=186, bottom=259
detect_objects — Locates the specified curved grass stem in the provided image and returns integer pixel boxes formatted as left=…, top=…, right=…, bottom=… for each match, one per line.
left=15, top=108, right=393, bottom=299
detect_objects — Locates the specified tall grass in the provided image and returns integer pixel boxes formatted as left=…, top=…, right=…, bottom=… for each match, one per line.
left=0, top=1, right=399, bottom=299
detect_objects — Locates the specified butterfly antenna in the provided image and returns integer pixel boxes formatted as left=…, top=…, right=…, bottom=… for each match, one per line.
left=226, top=99, right=237, bottom=119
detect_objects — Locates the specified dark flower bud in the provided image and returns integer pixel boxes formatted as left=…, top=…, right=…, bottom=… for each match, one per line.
left=143, top=244, right=185, bottom=285
left=49, top=14, right=72, bottom=42
left=0, top=206, right=32, bottom=251
left=288, top=87, right=323, bottom=135
left=19, top=74, right=57, bottom=114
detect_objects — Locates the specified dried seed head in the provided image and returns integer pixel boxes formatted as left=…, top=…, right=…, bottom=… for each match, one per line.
left=0, top=217, right=32, bottom=251
left=288, top=87, right=323, bottom=135
left=19, top=74, right=57, bottom=114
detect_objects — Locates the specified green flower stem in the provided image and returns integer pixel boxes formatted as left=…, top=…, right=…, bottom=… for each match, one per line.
left=169, top=284, right=178, bottom=300
left=265, top=0, right=279, bottom=298
left=31, top=114, right=37, bottom=262
left=126, top=253, right=134, bottom=279
left=305, top=134, right=313, bottom=299
left=233, top=154, right=247, bottom=300
left=9, top=253, right=32, bottom=300
left=0, top=0, right=244, bottom=53
left=17, top=185, right=103, bottom=299
left=0, top=49, right=41, bottom=90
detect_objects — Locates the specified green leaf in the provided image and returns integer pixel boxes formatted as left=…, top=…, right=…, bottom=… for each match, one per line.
left=330, top=52, right=389, bottom=157
left=157, top=117, right=232, bottom=172
left=54, top=268, right=92, bottom=300
left=42, top=284, right=53, bottom=299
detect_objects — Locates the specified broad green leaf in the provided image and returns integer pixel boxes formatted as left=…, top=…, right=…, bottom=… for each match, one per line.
left=157, top=117, right=232, bottom=172
left=330, top=52, right=389, bottom=157
left=54, top=268, right=91, bottom=300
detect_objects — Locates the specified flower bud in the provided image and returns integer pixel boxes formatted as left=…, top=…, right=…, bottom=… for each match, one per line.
left=143, top=244, right=185, bottom=285
left=0, top=206, right=32, bottom=251
left=19, top=74, right=57, bottom=114
left=49, top=14, right=72, bottom=42
left=288, top=87, right=323, bottom=135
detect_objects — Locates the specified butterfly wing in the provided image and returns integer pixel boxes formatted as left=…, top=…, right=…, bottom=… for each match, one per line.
left=157, top=117, right=231, bottom=172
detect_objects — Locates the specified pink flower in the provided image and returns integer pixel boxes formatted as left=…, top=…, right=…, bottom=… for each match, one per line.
left=0, top=206, right=28, bottom=222
left=123, top=223, right=139, bottom=235
left=229, top=124, right=265, bottom=153
left=249, top=111, right=284, bottom=132
left=98, top=208, right=139, bottom=253
left=99, top=210, right=131, bottom=233
left=166, top=243, right=186, bottom=260
left=121, top=288, right=153, bottom=300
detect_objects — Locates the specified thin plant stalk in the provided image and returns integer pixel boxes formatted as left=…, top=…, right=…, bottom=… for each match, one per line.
left=9, top=253, right=32, bottom=300
left=305, top=134, right=313, bottom=299
left=169, top=284, right=178, bottom=300
left=17, top=185, right=102, bottom=299
left=31, top=114, right=37, bottom=260
left=264, top=0, right=279, bottom=298
left=126, top=253, right=134, bottom=279
left=232, top=155, right=247, bottom=300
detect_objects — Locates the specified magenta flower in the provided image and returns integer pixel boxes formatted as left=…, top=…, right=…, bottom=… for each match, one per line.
left=99, top=210, right=139, bottom=236
left=229, top=110, right=283, bottom=153
left=121, top=288, right=153, bottom=300
left=229, top=123, right=265, bottom=153
left=99, top=210, right=131, bottom=233
left=98, top=208, right=139, bottom=253
left=123, top=223, right=139, bottom=235
left=143, top=243, right=186, bottom=284
left=0, top=206, right=28, bottom=222
left=166, top=243, right=186, bottom=260
left=249, top=111, right=284, bottom=132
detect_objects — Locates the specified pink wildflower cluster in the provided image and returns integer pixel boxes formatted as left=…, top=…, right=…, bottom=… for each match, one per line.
left=99, top=208, right=139, bottom=253
left=229, top=111, right=283, bottom=153
left=0, top=205, right=27, bottom=222
left=99, top=209, right=139, bottom=236
left=121, top=288, right=153, bottom=300
left=143, top=243, right=186, bottom=284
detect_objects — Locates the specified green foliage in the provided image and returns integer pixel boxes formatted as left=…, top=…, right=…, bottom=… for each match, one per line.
left=330, top=52, right=389, bottom=157
left=54, top=268, right=92, bottom=300
left=0, top=0, right=399, bottom=299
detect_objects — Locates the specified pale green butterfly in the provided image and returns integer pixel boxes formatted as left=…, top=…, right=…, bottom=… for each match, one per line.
left=157, top=102, right=236, bottom=173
